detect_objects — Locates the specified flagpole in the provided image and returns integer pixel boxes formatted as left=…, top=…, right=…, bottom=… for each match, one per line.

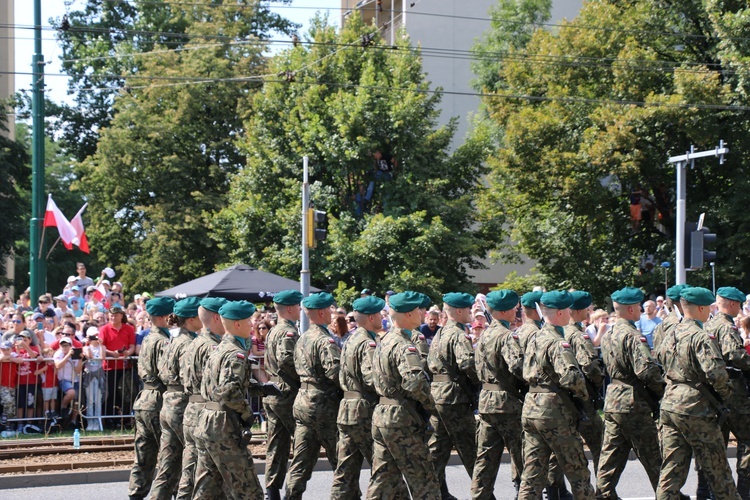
left=45, top=237, right=60, bottom=260
left=29, top=0, right=46, bottom=300
left=37, top=225, right=46, bottom=260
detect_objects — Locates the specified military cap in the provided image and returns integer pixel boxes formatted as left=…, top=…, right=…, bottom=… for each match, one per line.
left=145, top=297, right=175, bottom=316
left=174, top=296, right=201, bottom=318
left=666, top=284, right=691, bottom=301
left=352, top=296, right=386, bottom=315
left=419, top=293, right=432, bottom=309
left=520, top=291, right=543, bottom=308
left=199, top=297, right=227, bottom=313
left=680, top=287, right=715, bottom=306
left=716, top=286, right=745, bottom=303
left=570, top=291, right=593, bottom=310
left=301, top=292, right=335, bottom=310
left=273, top=289, right=303, bottom=306
left=486, top=290, right=519, bottom=312
left=611, top=287, right=644, bottom=305
left=442, top=292, right=474, bottom=309
left=109, top=305, right=125, bottom=316
left=541, top=290, right=574, bottom=309
left=219, top=300, right=257, bottom=320
left=389, top=291, right=424, bottom=313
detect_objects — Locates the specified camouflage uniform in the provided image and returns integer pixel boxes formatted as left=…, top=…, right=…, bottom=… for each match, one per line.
left=366, top=327, right=439, bottom=499
left=657, top=318, right=739, bottom=500
left=193, top=334, right=263, bottom=499
left=707, top=312, right=750, bottom=496
left=516, top=319, right=542, bottom=354
left=410, top=330, right=430, bottom=367
left=652, top=310, right=680, bottom=354
left=150, top=327, right=196, bottom=500
left=427, top=319, right=479, bottom=487
left=128, top=326, right=170, bottom=499
left=471, top=318, right=525, bottom=499
left=175, top=328, right=221, bottom=500
left=518, top=323, right=594, bottom=500
left=596, top=318, right=663, bottom=499
left=285, top=323, right=342, bottom=500
left=264, top=318, right=300, bottom=493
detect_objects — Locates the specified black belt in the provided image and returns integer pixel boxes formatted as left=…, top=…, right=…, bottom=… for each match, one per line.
left=188, top=395, right=206, bottom=403
left=166, top=384, right=184, bottom=393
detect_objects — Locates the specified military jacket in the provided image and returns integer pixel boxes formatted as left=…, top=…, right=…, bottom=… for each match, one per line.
left=200, top=334, right=260, bottom=423
left=522, top=323, right=588, bottom=420
left=652, top=310, right=680, bottom=352
left=707, top=312, right=750, bottom=413
left=181, top=329, right=221, bottom=396
left=372, top=328, right=433, bottom=428
left=600, top=318, right=663, bottom=414
left=517, top=319, right=542, bottom=355
left=661, top=318, right=732, bottom=418
left=409, top=330, right=430, bottom=367
left=264, top=318, right=300, bottom=403
left=294, top=323, right=341, bottom=391
left=476, top=318, right=525, bottom=414
left=564, top=323, right=604, bottom=388
left=133, top=326, right=170, bottom=411
left=159, top=327, right=195, bottom=389
left=337, top=327, right=378, bottom=425
left=427, top=319, right=479, bottom=404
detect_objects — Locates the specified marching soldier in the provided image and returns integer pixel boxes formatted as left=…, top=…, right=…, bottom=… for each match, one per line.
left=516, top=291, right=544, bottom=353
left=285, top=292, right=342, bottom=500
left=264, top=290, right=303, bottom=500
left=410, top=293, right=432, bottom=364
left=596, top=287, right=664, bottom=499
left=175, top=297, right=227, bottom=499
left=656, top=287, right=740, bottom=500
left=427, top=292, right=479, bottom=500
left=653, top=284, right=690, bottom=353
left=518, top=290, right=594, bottom=500
left=151, top=296, right=201, bottom=499
left=471, top=289, right=525, bottom=499
left=128, top=297, right=174, bottom=500
left=367, top=291, right=439, bottom=499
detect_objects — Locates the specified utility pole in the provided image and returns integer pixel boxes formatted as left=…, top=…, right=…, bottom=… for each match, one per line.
left=300, top=156, right=310, bottom=333
left=667, top=141, right=728, bottom=285
left=29, top=0, right=46, bottom=301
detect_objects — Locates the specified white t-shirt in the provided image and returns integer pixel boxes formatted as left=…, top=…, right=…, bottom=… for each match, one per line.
left=53, top=349, right=79, bottom=382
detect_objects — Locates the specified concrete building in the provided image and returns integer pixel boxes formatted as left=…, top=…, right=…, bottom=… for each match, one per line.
left=342, top=0, right=583, bottom=289
left=0, top=0, right=15, bottom=293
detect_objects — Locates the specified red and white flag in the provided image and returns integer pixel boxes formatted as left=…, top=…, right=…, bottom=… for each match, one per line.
left=66, top=203, right=90, bottom=254
left=90, top=283, right=107, bottom=302
left=43, top=195, right=77, bottom=247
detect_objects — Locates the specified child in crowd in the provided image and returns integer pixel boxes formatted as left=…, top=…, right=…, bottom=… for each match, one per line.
left=14, top=331, right=40, bottom=433
left=83, top=327, right=105, bottom=431
left=36, top=347, right=59, bottom=422
left=54, top=337, right=84, bottom=428
left=0, top=340, right=19, bottom=428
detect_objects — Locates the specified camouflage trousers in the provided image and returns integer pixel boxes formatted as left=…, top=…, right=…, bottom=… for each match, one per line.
left=722, top=411, right=750, bottom=483
left=150, top=391, right=188, bottom=500
left=429, top=403, right=477, bottom=484
left=657, top=410, right=740, bottom=500
left=367, top=420, right=439, bottom=499
left=471, top=412, right=523, bottom=500
left=549, top=406, right=603, bottom=486
left=264, top=399, right=295, bottom=490
left=176, top=401, right=203, bottom=500
left=596, top=410, right=660, bottom=498
left=518, top=416, right=594, bottom=500
left=127, top=409, right=162, bottom=498
left=331, top=420, right=374, bottom=499
left=0, top=386, right=16, bottom=419
left=193, top=408, right=263, bottom=500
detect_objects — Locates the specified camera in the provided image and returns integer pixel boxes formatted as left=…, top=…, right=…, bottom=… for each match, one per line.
left=71, top=348, right=83, bottom=360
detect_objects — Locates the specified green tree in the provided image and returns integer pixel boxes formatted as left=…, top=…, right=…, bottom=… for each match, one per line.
left=216, top=16, right=498, bottom=304
left=475, top=0, right=750, bottom=302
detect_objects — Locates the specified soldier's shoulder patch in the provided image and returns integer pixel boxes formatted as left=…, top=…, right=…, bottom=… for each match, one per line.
left=212, top=345, right=219, bottom=350
left=286, top=331, right=296, bottom=338
left=465, top=334, right=472, bottom=341
left=582, top=334, right=590, bottom=339
left=560, top=341, right=571, bottom=348
left=406, top=345, right=418, bottom=353
left=236, top=352, right=246, bottom=360
left=707, top=333, right=716, bottom=340
left=639, top=337, right=648, bottom=343
left=512, top=334, right=519, bottom=340
left=418, top=334, right=425, bottom=340
left=328, top=338, right=336, bottom=344
left=368, top=341, right=377, bottom=348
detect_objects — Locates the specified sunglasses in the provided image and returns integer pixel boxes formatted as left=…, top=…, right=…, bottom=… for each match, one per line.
left=258, top=326, right=268, bottom=331
left=12, top=320, right=22, bottom=324
left=347, top=318, right=356, bottom=323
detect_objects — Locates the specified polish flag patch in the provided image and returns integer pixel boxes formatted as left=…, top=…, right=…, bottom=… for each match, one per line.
left=407, top=346, right=417, bottom=353
left=583, top=335, right=590, bottom=339
left=236, top=352, right=246, bottom=360
left=639, top=337, right=648, bottom=343
left=286, top=332, right=296, bottom=338
left=561, top=342, right=571, bottom=348
left=368, top=341, right=377, bottom=348
left=329, top=338, right=336, bottom=344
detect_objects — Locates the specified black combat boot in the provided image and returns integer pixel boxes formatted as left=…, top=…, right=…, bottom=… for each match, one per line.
left=440, top=475, right=458, bottom=500
left=513, top=479, right=521, bottom=500
left=266, top=486, right=282, bottom=500
left=738, top=474, right=750, bottom=500
left=557, top=482, right=573, bottom=500
left=544, top=485, right=561, bottom=500
left=696, top=468, right=716, bottom=500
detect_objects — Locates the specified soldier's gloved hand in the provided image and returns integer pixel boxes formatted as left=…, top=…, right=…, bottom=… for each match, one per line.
left=239, top=428, right=253, bottom=448
left=260, top=382, right=283, bottom=397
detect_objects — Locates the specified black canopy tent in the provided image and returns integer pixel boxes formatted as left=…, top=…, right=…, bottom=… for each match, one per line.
left=156, top=264, right=319, bottom=302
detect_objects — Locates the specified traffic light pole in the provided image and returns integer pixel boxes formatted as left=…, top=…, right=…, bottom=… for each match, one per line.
left=667, top=141, right=728, bottom=285
left=29, top=0, right=46, bottom=302
left=300, top=156, right=310, bottom=333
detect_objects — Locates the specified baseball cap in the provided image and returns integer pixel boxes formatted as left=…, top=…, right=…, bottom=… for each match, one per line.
left=32, top=312, right=44, bottom=320
left=54, top=295, right=67, bottom=302
left=0, top=341, right=12, bottom=349
left=18, top=331, right=31, bottom=339
left=67, top=276, right=78, bottom=283
left=101, top=279, right=111, bottom=286
left=71, top=285, right=80, bottom=291
left=86, top=327, right=99, bottom=338
left=59, top=337, right=72, bottom=345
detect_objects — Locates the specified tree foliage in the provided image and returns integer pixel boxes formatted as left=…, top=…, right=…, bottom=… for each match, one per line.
left=216, top=16, right=497, bottom=303
left=475, top=0, right=750, bottom=302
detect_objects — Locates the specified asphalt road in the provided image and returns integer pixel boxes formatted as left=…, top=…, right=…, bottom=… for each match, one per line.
left=0, top=459, right=728, bottom=499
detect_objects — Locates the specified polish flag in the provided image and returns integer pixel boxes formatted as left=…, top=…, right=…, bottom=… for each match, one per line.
left=65, top=203, right=90, bottom=254
left=43, top=195, right=77, bottom=247
left=90, top=284, right=107, bottom=302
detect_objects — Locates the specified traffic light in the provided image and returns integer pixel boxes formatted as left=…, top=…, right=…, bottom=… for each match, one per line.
left=305, top=208, right=328, bottom=248
left=689, top=226, right=717, bottom=269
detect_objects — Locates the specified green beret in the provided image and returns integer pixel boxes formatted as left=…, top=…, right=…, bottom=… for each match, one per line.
left=540, top=290, right=574, bottom=309
left=442, top=292, right=474, bottom=309
left=716, top=286, right=745, bottom=303
left=273, top=289, right=303, bottom=306
left=419, top=293, right=432, bottom=310
left=353, top=296, right=386, bottom=315
left=199, top=297, right=227, bottom=313
left=486, top=290, right=519, bottom=312
left=611, top=286, right=644, bottom=305
left=219, top=300, right=257, bottom=320
left=389, top=291, right=424, bottom=313
left=570, top=291, right=593, bottom=311
left=174, top=296, right=201, bottom=318
left=520, top=291, right=543, bottom=308
left=146, top=297, right=175, bottom=316
left=681, top=287, right=715, bottom=306
left=666, top=284, right=691, bottom=301
left=301, top=292, right=335, bottom=310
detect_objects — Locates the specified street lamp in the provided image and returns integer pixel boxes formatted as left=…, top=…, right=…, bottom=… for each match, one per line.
left=660, top=262, right=670, bottom=293
left=710, top=262, right=716, bottom=295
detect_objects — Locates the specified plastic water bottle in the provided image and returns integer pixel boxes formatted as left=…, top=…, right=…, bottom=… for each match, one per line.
left=73, top=429, right=80, bottom=450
